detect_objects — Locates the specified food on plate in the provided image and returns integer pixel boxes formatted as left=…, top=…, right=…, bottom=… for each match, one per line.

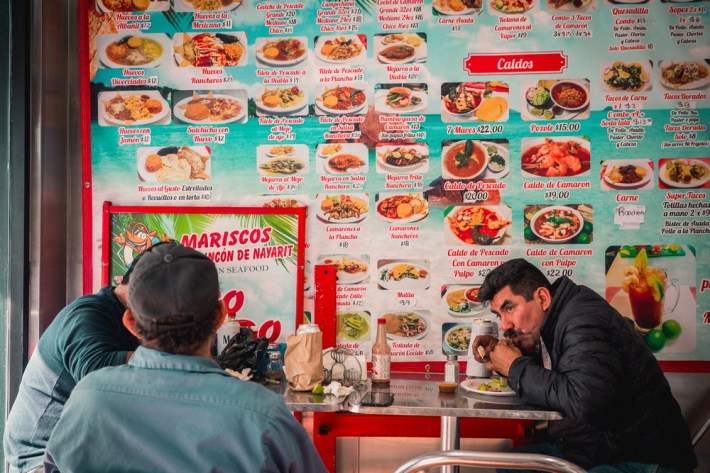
left=319, top=36, right=363, bottom=61
left=660, top=61, right=708, bottom=89
left=548, top=0, right=586, bottom=9
left=259, top=158, right=304, bottom=175
left=448, top=206, right=511, bottom=245
left=256, top=86, right=305, bottom=109
left=531, top=207, right=582, bottom=240
left=605, top=164, right=648, bottom=185
left=327, top=154, right=365, bottom=173
left=185, top=0, right=240, bottom=10
left=446, top=289, right=470, bottom=313
left=443, top=140, right=488, bottom=179
left=442, top=83, right=482, bottom=115
left=434, top=0, right=482, bottom=12
left=521, top=138, right=590, bottom=177
left=262, top=198, right=302, bottom=208
left=103, top=93, right=163, bottom=125
left=257, top=38, right=306, bottom=63
left=379, top=44, right=416, bottom=62
left=143, top=146, right=210, bottom=181
left=381, top=33, right=425, bottom=46
left=663, top=159, right=709, bottom=185
left=267, top=145, right=295, bottom=156
left=603, top=62, right=650, bottom=91
left=337, top=312, right=369, bottom=339
left=318, top=143, right=342, bottom=156
left=384, top=87, right=422, bottom=109
left=465, top=287, right=480, bottom=302
left=491, top=0, right=533, bottom=13
left=316, top=85, right=367, bottom=112
left=380, top=263, right=428, bottom=283
left=175, top=33, right=244, bottom=67
left=384, top=312, right=427, bottom=338
left=526, top=86, right=552, bottom=109
left=550, top=81, right=588, bottom=110
left=319, top=194, right=369, bottom=221
left=178, top=91, right=242, bottom=122
left=378, top=146, right=429, bottom=169
left=104, top=35, right=163, bottom=66
left=486, top=144, right=506, bottom=173
left=321, top=256, right=368, bottom=277
left=101, top=0, right=151, bottom=12
left=474, top=96, right=508, bottom=122
left=377, top=193, right=428, bottom=220
left=475, top=377, right=509, bottom=392
left=446, top=326, right=471, bottom=352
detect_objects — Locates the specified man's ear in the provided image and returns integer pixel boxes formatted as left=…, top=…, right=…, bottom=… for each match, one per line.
left=123, top=309, right=143, bottom=339
left=537, top=287, right=552, bottom=311
left=213, top=300, right=228, bottom=332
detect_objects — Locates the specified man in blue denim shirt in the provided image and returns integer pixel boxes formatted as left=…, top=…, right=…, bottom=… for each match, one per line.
left=44, top=242, right=327, bottom=473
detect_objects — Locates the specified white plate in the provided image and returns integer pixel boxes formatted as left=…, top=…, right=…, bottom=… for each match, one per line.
left=318, top=256, right=370, bottom=284
left=374, top=90, right=428, bottom=114
left=445, top=206, right=511, bottom=246
left=480, top=141, right=509, bottom=178
left=545, top=0, right=595, bottom=11
left=433, top=2, right=478, bottom=15
left=97, top=0, right=170, bottom=12
left=489, top=0, right=535, bottom=14
left=460, top=378, right=516, bottom=396
left=383, top=312, right=430, bottom=341
left=378, top=262, right=430, bottom=290
left=600, top=60, right=653, bottom=92
left=375, top=194, right=429, bottom=223
left=315, top=194, right=369, bottom=224
left=659, top=160, right=710, bottom=189
left=265, top=145, right=296, bottom=157
left=658, top=60, right=710, bottom=90
left=256, top=89, right=309, bottom=114
left=255, top=37, right=308, bottom=67
left=441, top=89, right=509, bottom=122
left=98, top=91, right=170, bottom=126
left=137, top=146, right=211, bottom=182
left=173, top=94, right=246, bottom=125
left=314, top=35, right=366, bottom=64
left=315, top=88, right=368, bottom=115
left=258, top=157, right=307, bottom=176
left=377, top=44, right=418, bottom=64
left=325, top=153, right=368, bottom=175
left=376, top=145, right=430, bottom=173
left=335, top=311, right=371, bottom=341
left=520, top=136, right=591, bottom=178
left=98, top=34, right=170, bottom=69
left=444, top=287, right=489, bottom=317
left=602, top=161, right=653, bottom=189
left=173, top=32, right=247, bottom=68
left=174, top=0, right=242, bottom=11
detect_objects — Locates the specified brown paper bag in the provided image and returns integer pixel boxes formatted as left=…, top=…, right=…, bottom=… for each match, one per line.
left=283, top=332, right=324, bottom=391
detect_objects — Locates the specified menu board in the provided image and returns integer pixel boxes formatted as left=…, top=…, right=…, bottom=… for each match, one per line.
left=81, top=0, right=710, bottom=368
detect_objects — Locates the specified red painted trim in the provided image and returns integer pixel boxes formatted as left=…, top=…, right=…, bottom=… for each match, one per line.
left=295, top=207, right=306, bottom=327
left=101, top=201, right=112, bottom=286
left=106, top=205, right=303, bottom=215
left=79, top=0, right=93, bottom=294
left=658, top=361, right=710, bottom=372
left=314, top=264, right=337, bottom=349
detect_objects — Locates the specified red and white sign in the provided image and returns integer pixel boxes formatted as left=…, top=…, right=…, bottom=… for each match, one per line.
left=464, top=51, right=568, bottom=75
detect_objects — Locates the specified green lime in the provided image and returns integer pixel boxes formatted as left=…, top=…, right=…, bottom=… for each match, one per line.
left=543, top=109, right=555, bottom=120
left=582, top=221, right=593, bottom=234
left=645, top=329, right=666, bottom=353
left=646, top=274, right=664, bottom=302
left=530, top=108, right=543, bottom=117
left=477, top=383, right=488, bottom=391
left=575, top=232, right=591, bottom=244
left=662, top=320, right=682, bottom=340
left=524, top=226, right=535, bottom=241
left=312, top=383, right=324, bottom=395
left=634, top=248, right=648, bottom=271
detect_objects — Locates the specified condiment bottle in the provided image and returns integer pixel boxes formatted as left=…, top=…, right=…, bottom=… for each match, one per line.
left=371, top=318, right=391, bottom=385
left=265, top=350, right=284, bottom=384
left=444, top=354, right=460, bottom=384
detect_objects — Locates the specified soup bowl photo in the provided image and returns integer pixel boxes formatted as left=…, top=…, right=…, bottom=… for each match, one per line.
left=549, top=80, right=590, bottom=112
left=529, top=205, right=584, bottom=243
left=442, top=140, right=490, bottom=180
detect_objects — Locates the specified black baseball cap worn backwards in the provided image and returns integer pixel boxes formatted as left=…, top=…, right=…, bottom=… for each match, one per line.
left=128, top=242, right=220, bottom=333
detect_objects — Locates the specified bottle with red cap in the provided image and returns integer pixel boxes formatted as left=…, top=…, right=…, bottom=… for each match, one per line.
left=371, top=318, right=391, bottom=385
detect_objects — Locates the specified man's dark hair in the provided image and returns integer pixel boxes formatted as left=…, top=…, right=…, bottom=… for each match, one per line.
left=479, top=258, right=551, bottom=303
left=133, top=305, right=220, bottom=355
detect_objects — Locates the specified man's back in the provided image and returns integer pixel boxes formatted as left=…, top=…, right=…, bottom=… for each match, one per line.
left=44, top=346, right=327, bottom=473
left=4, top=287, right=137, bottom=473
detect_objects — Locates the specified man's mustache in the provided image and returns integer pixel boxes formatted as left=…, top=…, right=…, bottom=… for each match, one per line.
left=503, top=328, right=523, bottom=339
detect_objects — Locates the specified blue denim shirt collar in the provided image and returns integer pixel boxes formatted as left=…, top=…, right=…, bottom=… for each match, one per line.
left=129, top=346, right=229, bottom=376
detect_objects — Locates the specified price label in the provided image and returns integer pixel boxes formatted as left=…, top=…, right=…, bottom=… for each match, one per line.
left=396, top=296, right=417, bottom=308
left=554, top=122, right=581, bottom=133
left=544, top=190, right=571, bottom=200
left=676, top=101, right=696, bottom=110
left=478, top=268, right=492, bottom=278
left=545, top=268, right=574, bottom=278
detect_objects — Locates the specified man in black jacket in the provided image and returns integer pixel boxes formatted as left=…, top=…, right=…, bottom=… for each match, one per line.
left=473, top=259, right=696, bottom=472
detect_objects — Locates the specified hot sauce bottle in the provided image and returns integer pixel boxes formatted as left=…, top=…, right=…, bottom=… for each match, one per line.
left=371, top=318, right=391, bottom=385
